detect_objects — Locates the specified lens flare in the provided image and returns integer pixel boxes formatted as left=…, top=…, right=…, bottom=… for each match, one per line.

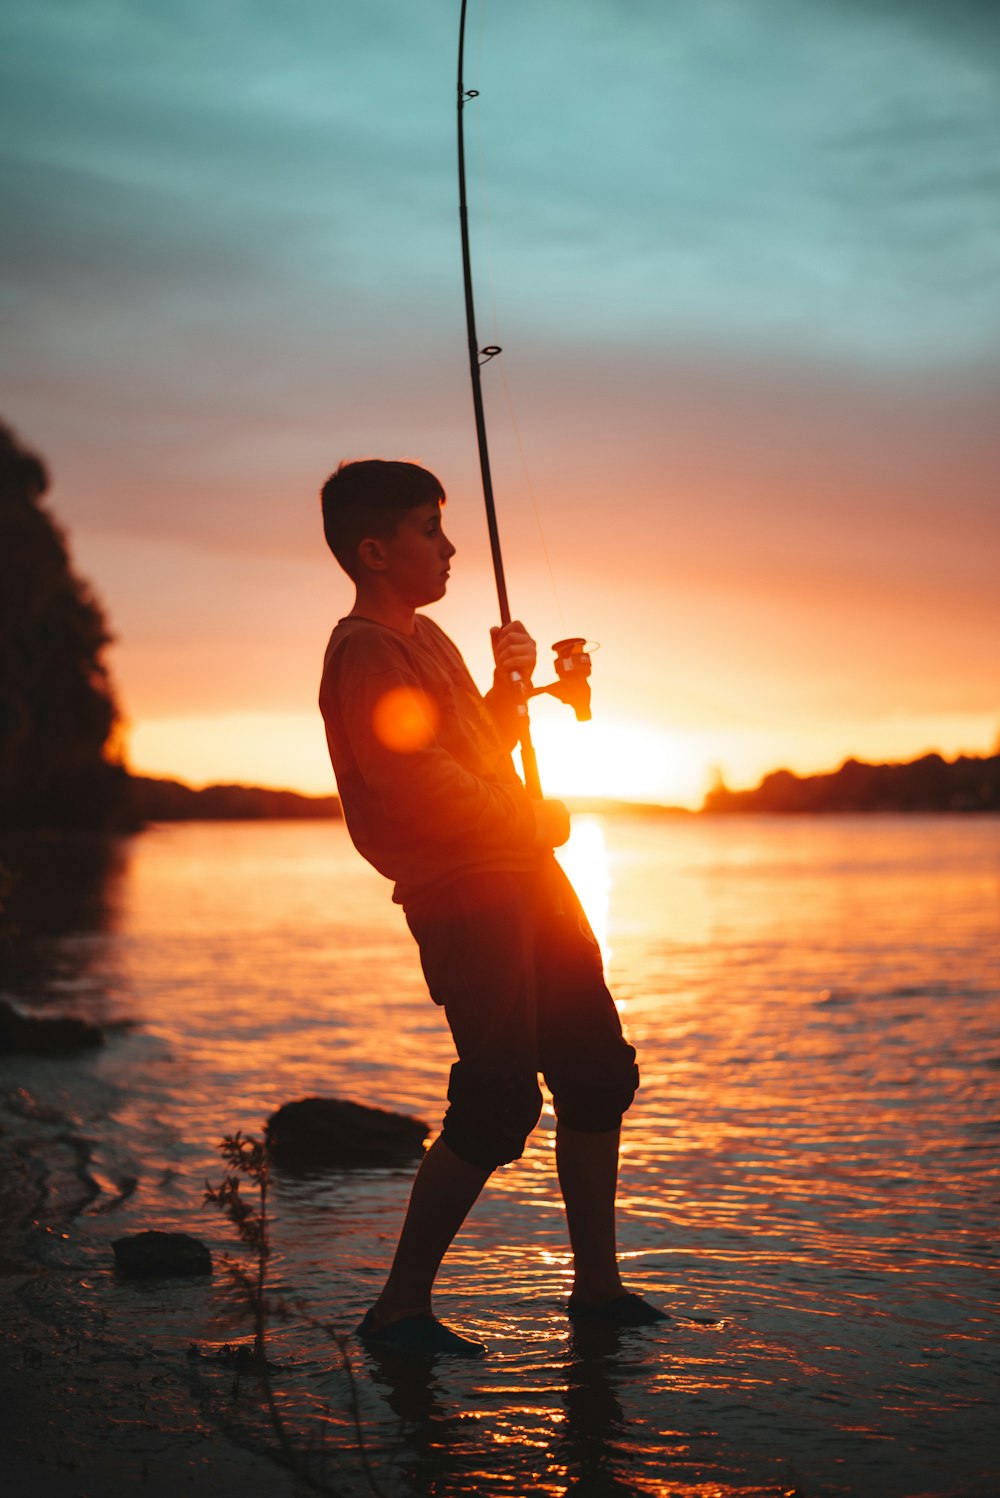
left=371, top=686, right=440, bottom=753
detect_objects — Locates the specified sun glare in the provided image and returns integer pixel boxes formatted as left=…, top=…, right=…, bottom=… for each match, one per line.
left=526, top=711, right=707, bottom=808
left=372, top=686, right=440, bottom=753
left=556, top=816, right=612, bottom=960
left=130, top=708, right=711, bottom=806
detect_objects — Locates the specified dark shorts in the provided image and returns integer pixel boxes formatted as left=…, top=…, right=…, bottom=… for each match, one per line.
left=405, top=857, right=639, bottom=1170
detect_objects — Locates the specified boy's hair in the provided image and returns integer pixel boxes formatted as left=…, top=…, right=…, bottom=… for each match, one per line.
left=321, top=460, right=445, bottom=579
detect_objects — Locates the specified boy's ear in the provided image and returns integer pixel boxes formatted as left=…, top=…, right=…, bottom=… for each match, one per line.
left=357, top=536, right=388, bottom=573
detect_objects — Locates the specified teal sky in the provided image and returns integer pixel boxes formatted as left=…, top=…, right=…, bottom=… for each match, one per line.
left=2, top=0, right=998, bottom=798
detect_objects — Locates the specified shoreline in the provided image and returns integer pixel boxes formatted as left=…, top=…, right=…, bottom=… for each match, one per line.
left=0, top=1099, right=295, bottom=1497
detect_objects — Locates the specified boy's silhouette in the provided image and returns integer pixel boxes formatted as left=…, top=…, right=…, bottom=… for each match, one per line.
left=318, top=459, right=664, bottom=1356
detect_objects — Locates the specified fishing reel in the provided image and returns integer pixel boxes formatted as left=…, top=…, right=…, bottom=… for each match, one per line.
left=527, top=637, right=593, bottom=722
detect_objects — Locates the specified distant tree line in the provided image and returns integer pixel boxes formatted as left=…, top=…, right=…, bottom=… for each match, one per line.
left=0, top=420, right=126, bottom=827
left=128, top=776, right=340, bottom=822
left=703, top=752, right=1000, bottom=815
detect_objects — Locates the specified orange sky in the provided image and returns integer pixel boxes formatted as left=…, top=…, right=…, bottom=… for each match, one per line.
left=98, top=355, right=998, bottom=807
left=4, top=3, right=999, bottom=806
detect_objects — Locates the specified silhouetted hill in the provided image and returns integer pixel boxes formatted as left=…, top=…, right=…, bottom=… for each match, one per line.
left=702, top=752, right=1000, bottom=815
left=127, top=775, right=341, bottom=823
left=1, top=420, right=125, bottom=827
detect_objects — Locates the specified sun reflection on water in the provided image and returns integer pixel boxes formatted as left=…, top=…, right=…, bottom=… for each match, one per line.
left=3, top=816, right=998, bottom=1498
left=556, top=814, right=612, bottom=962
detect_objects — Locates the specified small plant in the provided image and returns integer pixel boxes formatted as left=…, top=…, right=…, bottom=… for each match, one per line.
left=205, top=1131, right=384, bottom=1498
left=204, top=1133, right=271, bottom=1365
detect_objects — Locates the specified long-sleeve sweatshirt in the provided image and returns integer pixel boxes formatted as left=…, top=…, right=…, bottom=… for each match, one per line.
left=319, top=613, right=541, bottom=906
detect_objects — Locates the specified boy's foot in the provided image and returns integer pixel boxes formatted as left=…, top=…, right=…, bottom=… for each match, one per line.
left=355, top=1307, right=487, bottom=1358
left=567, top=1291, right=668, bottom=1326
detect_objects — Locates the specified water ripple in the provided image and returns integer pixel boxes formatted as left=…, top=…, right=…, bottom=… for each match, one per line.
left=2, top=815, right=998, bottom=1495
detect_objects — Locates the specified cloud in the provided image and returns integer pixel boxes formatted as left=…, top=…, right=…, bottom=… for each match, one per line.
left=4, top=0, right=1000, bottom=375
left=470, top=0, right=1000, bottom=362
left=2, top=0, right=998, bottom=786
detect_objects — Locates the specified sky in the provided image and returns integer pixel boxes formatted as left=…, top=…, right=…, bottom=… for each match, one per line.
left=2, top=0, right=998, bottom=806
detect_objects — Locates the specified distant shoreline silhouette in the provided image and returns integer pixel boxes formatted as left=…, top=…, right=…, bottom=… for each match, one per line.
left=124, top=749, right=999, bottom=823
left=126, top=774, right=342, bottom=823
left=702, top=750, right=999, bottom=816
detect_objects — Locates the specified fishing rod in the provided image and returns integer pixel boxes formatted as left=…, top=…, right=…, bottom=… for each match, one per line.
left=456, top=0, right=592, bottom=800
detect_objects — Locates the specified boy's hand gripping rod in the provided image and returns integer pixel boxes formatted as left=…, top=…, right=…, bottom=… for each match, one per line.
left=457, top=0, right=592, bottom=799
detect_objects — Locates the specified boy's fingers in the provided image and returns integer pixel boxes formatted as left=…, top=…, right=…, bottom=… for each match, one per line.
left=492, top=621, right=537, bottom=682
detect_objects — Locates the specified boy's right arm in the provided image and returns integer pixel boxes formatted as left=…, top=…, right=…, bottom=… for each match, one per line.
left=329, top=640, right=536, bottom=852
left=327, top=630, right=572, bottom=852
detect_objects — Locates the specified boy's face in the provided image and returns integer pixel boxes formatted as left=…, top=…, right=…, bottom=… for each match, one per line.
left=368, top=500, right=456, bottom=608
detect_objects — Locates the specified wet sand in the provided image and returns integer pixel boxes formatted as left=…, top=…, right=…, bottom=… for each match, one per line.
left=0, top=1115, right=295, bottom=1497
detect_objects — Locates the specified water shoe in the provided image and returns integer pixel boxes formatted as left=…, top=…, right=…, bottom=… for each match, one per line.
left=355, top=1307, right=487, bottom=1358
left=567, top=1291, right=668, bottom=1326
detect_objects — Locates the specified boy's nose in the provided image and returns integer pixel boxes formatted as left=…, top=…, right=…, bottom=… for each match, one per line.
left=443, top=534, right=457, bottom=558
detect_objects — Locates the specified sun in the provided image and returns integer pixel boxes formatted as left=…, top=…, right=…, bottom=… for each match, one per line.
left=128, top=705, right=711, bottom=809
left=524, top=708, right=708, bottom=807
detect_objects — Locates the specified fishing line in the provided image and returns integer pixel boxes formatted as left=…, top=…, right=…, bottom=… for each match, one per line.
left=475, top=191, right=568, bottom=632
left=457, top=0, right=594, bottom=795
left=459, top=5, right=566, bottom=631
left=495, top=358, right=567, bottom=634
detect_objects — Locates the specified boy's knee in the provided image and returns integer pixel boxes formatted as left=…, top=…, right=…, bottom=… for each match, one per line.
left=549, top=1043, right=639, bottom=1134
left=441, top=1060, right=543, bottom=1170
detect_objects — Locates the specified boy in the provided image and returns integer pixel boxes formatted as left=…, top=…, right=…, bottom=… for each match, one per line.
left=318, top=458, right=663, bottom=1357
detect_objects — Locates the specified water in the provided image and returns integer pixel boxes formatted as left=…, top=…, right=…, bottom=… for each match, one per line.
left=2, top=815, right=999, bottom=1496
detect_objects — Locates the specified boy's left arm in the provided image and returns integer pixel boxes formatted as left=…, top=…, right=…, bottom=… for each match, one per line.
left=485, top=621, right=537, bottom=748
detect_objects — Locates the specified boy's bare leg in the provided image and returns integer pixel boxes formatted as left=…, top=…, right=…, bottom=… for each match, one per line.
left=371, top=1135, right=492, bottom=1325
left=555, top=1124, right=626, bottom=1304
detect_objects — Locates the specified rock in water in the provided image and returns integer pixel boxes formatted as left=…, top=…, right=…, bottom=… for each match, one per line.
left=0, top=998, right=103, bottom=1054
left=266, top=1097, right=429, bottom=1170
left=113, top=1230, right=212, bottom=1279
